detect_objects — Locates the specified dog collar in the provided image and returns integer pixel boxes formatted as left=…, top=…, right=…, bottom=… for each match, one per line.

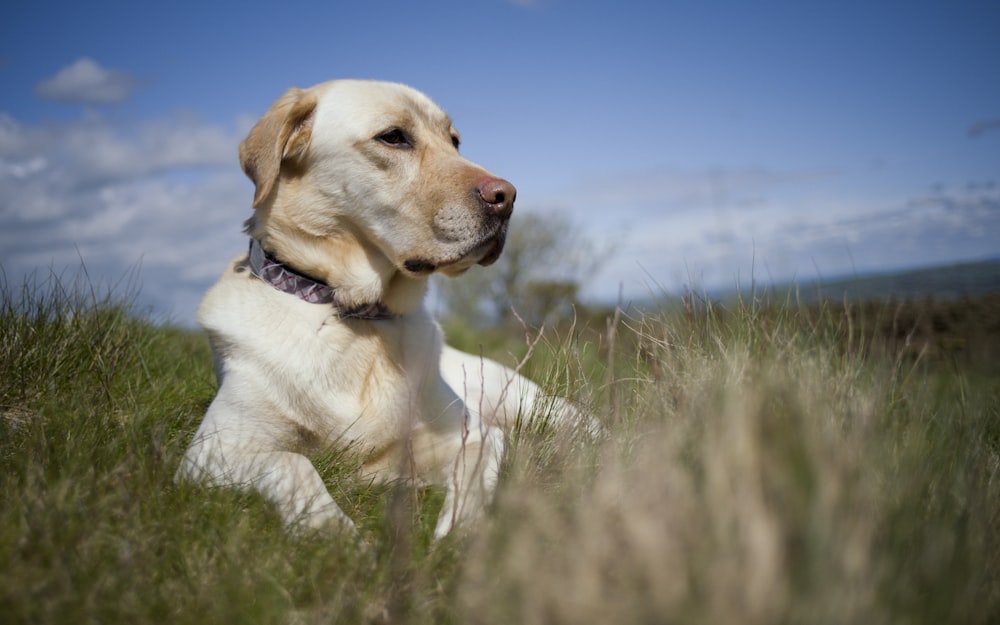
left=248, top=239, right=396, bottom=320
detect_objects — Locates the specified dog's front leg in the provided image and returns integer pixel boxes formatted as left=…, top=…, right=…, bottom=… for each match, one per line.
left=179, top=424, right=355, bottom=531
left=426, top=424, right=504, bottom=539
left=242, top=450, right=356, bottom=531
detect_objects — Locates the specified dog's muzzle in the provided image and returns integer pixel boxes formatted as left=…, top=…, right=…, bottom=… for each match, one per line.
left=475, top=229, right=506, bottom=267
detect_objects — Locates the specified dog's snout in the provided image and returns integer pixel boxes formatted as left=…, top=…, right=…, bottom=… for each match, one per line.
left=476, top=178, right=516, bottom=219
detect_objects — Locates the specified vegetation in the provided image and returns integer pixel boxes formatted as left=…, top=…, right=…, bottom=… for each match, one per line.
left=2, top=266, right=999, bottom=624
left=434, top=211, right=604, bottom=328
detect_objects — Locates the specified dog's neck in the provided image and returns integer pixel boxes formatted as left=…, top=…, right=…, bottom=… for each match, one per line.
left=248, top=239, right=404, bottom=320
left=244, top=205, right=430, bottom=317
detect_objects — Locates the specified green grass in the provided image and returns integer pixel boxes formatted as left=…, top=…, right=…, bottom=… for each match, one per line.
left=2, top=270, right=998, bottom=624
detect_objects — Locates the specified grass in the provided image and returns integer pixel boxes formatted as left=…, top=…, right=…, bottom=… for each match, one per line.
left=2, top=269, right=998, bottom=624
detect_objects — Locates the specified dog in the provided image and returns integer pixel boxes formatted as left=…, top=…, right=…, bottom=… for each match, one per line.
left=178, top=79, right=579, bottom=538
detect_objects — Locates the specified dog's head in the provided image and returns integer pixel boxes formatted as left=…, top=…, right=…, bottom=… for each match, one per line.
left=239, top=80, right=515, bottom=289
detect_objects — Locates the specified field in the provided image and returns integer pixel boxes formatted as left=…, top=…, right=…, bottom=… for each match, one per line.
left=2, top=270, right=999, bottom=624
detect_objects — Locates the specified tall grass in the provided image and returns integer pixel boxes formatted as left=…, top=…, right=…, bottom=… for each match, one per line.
left=1, top=270, right=997, bottom=624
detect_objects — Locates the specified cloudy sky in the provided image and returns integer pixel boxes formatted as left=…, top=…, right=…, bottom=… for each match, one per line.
left=2, top=1, right=998, bottom=325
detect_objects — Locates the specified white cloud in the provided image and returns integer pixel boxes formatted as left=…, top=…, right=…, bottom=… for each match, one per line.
left=558, top=167, right=838, bottom=222
left=537, top=167, right=1000, bottom=303
left=35, top=58, right=143, bottom=106
left=0, top=110, right=250, bottom=325
left=0, top=155, right=47, bottom=179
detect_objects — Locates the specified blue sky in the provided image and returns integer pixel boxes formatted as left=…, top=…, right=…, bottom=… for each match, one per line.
left=2, top=0, right=998, bottom=324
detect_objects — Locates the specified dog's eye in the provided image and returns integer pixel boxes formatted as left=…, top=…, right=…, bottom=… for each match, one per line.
left=451, top=134, right=460, bottom=149
left=376, top=129, right=411, bottom=148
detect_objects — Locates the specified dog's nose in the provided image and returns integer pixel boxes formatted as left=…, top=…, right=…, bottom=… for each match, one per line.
left=476, top=177, right=516, bottom=219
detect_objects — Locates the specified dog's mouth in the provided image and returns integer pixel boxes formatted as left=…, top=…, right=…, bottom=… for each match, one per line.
left=403, top=227, right=508, bottom=277
left=475, top=236, right=505, bottom=267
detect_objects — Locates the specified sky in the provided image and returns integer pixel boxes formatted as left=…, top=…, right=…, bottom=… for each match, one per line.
left=2, top=0, right=998, bottom=325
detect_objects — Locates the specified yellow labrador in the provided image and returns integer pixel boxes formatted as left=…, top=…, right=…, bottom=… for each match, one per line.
left=178, top=80, right=574, bottom=538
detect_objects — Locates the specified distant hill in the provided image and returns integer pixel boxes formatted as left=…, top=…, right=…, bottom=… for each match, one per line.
left=735, top=258, right=1000, bottom=304
left=607, top=258, right=1000, bottom=314
left=776, top=258, right=1000, bottom=303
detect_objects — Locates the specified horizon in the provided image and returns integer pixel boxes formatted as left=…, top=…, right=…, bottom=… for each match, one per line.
left=618, top=254, right=1000, bottom=310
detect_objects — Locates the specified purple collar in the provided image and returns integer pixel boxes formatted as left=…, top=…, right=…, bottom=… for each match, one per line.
left=248, top=239, right=396, bottom=320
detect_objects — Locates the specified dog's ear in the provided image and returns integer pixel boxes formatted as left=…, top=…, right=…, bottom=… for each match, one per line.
left=239, top=87, right=318, bottom=208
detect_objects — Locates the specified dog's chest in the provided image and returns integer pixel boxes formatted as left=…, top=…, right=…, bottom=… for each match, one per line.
left=200, top=272, right=452, bottom=452
left=260, top=315, right=447, bottom=445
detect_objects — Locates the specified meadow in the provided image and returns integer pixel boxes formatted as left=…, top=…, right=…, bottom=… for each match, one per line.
left=1, top=269, right=998, bottom=624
